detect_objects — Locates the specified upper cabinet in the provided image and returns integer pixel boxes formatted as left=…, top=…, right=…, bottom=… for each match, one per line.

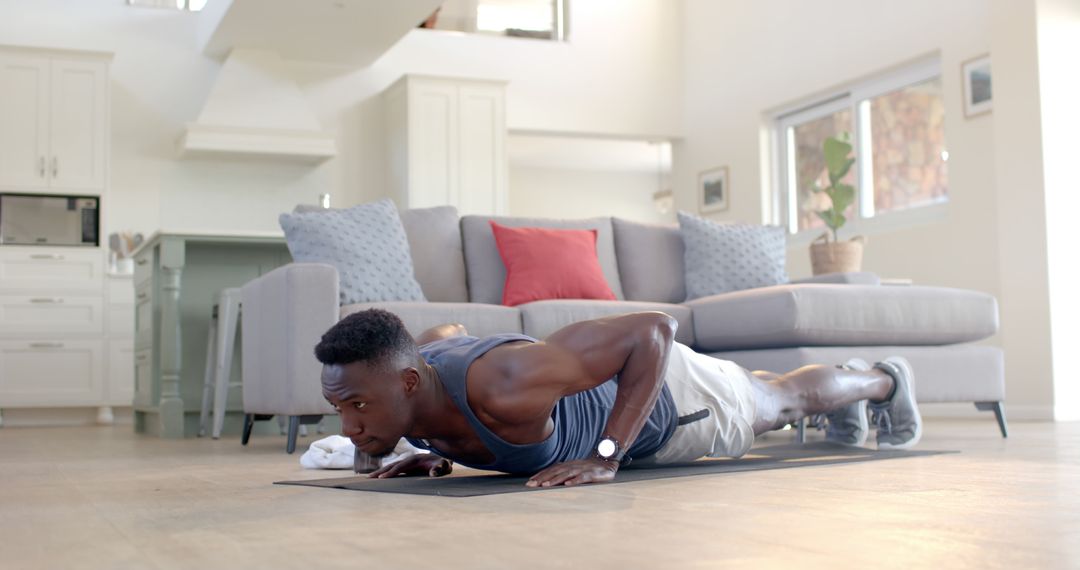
left=0, top=48, right=109, bottom=194
left=383, top=75, right=508, bottom=216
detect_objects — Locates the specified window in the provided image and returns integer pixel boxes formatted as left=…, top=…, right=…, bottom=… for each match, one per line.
left=422, top=0, right=568, bottom=41
left=774, top=59, right=947, bottom=235
left=127, top=0, right=206, bottom=10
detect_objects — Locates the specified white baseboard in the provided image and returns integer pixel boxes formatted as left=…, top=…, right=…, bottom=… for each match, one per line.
left=920, top=402, right=1054, bottom=421
left=0, top=406, right=134, bottom=428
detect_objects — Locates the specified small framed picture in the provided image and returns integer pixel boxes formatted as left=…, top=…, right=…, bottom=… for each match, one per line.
left=699, top=166, right=729, bottom=213
left=962, top=54, right=992, bottom=118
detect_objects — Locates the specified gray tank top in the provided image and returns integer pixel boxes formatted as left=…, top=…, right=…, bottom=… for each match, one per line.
left=406, top=334, right=678, bottom=474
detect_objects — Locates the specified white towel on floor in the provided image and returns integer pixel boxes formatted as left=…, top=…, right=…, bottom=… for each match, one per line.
left=300, top=436, right=429, bottom=470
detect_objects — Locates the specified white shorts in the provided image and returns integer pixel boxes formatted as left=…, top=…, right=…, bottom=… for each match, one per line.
left=643, top=343, right=757, bottom=464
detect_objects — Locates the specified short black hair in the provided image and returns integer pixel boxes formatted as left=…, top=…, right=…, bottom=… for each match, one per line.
left=314, top=309, right=416, bottom=368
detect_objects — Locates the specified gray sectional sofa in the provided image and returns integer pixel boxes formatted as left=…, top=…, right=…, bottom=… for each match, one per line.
left=240, top=206, right=1006, bottom=448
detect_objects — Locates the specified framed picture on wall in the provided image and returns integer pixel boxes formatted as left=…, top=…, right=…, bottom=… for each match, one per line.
left=699, top=166, right=729, bottom=213
left=962, top=54, right=992, bottom=118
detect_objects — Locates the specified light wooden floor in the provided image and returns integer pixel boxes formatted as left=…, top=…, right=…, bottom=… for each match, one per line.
left=1, top=419, right=1078, bottom=569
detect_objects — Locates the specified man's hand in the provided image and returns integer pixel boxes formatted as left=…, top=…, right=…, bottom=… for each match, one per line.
left=526, top=457, right=618, bottom=488
left=368, top=454, right=453, bottom=478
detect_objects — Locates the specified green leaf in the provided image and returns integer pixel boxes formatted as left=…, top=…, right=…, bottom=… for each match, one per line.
left=830, top=183, right=856, bottom=215
left=814, top=209, right=844, bottom=232
left=829, top=157, right=855, bottom=185
left=823, top=136, right=853, bottom=177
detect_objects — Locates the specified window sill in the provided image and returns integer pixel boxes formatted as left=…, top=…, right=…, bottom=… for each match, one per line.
left=785, top=201, right=949, bottom=247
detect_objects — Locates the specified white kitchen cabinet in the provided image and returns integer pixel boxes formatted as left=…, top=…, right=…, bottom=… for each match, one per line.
left=104, top=274, right=134, bottom=407
left=0, top=54, right=49, bottom=189
left=0, top=48, right=109, bottom=193
left=384, top=75, right=507, bottom=216
left=106, top=339, right=134, bottom=406
left=0, top=247, right=104, bottom=292
left=0, top=339, right=104, bottom=406
left=0, top=45, right=115, bottom=421
left=0, top=294, right=104, bottom=335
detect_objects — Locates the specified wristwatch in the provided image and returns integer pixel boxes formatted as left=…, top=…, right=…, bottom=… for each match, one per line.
left=595, top=436, right=626, bottom=463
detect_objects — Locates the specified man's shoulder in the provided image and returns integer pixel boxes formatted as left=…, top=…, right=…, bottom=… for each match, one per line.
left=466, top=341, right=571, bottom=424
left=419, top=334, right=478, bottom=358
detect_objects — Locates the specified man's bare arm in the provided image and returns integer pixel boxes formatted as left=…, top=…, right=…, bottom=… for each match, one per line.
left=415, top=323, right=468, bottom=346
left=543, top=312, right=676, bottom=454
left=479, top=312, right=677, bottom=486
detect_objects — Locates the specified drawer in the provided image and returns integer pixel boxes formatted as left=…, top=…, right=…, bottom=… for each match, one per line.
left=0, top=294, right=103, bottom=334
left=0, top=248, right=104, bottom=292
left=133, top=250, right=153, bottom=289
left=0, top=339, right=103, bottom=406
left=134, top=283, right=153, bottom=348
left=133, top=348, right=156, bottom=408
left=108, top=303, right=134, bottom=336
left=106, top=339, right=135, bottom=406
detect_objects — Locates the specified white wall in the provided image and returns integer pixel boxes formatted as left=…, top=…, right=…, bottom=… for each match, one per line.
left=0, top=0, right=683, bottom=235
left=509, top=166, right=670, bottom=223
left=678, top=0, right=1063, bottom=418
left=985, top=0, right=1054, bottom=421
left=507, top=135, right=674, bottom=223
left=1036, top=0, right=1080, bottom=420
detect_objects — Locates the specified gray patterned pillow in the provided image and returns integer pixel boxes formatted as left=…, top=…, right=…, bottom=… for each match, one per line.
left=677, top=211, right=789, bottom=300
left=279, top=199, right=426, bottom=305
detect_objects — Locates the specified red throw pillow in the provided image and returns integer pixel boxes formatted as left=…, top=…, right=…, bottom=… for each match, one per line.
left=489, top=221, right=617, bottom=307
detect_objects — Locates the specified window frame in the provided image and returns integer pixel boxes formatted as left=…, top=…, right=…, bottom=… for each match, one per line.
left=461, top=0, right=570, bottom=41
left=771, top=57, right=947, bottom=240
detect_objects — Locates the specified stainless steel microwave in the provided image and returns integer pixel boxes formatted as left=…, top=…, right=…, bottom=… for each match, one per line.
left=0, top=193, right=99, bottom=247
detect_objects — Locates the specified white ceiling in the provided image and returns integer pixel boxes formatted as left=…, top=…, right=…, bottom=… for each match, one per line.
left=508, top=134, right=672, bottom=173
left=198, top=0, right=444, bottom=65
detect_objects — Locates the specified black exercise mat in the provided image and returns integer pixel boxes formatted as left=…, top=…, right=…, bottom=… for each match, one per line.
left=275, top=442, right=955, bottom=497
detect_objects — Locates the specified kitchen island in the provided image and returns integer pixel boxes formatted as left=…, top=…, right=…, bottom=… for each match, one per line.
left=131, top=230, right=291, bottom=438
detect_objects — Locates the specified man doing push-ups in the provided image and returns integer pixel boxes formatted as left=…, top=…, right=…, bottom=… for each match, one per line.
left=317, top=309, right=921, bottom=487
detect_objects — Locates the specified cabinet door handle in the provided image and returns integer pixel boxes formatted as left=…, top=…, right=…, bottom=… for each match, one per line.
left=136, top=292, right=149, bottom=301
left=136, top=258, right=148, bottom=266
left=52, top=156, right=59, bottom=178
left=29, top=297, right=64, bottom=304
left=135, top=353, right=149, bottom=362
left=30, top=342, right=65, bottom=349
left=29, top=254, right=65, bottom=260
left=39, top=156, right=46, bottom=178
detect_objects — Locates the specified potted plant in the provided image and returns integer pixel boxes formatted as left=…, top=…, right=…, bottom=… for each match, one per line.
left=809, top=133, right=866, bottom=275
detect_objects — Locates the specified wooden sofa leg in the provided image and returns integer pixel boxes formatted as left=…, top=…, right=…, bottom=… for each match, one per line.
left=974, top=401, right=1009, bottom=438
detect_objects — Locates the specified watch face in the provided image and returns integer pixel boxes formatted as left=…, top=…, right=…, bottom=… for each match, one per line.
left=597, top=438, right=617, bottom=458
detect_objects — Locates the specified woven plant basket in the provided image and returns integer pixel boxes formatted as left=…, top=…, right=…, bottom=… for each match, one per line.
left=810, top=234, right=866, bottom=275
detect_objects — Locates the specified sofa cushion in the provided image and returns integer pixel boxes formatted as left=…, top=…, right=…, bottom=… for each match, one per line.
left=685, top=284, right=999, bottom=352
left=518, top=300, right=694, bottom=345
left=399, top=206, right=469, bottom=303
left=491, top=222, right=616, bottom=306
left=293, top=204, right=467, bottom=303
left=612, top=218, right=686, bottom=304
left=279, top=199, right=425, bottom=305
left=678, top=212, right=789, bottom=299
left=340, top=302, right=522, bottom=337
left=461, top=215, right=625, bottom=305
